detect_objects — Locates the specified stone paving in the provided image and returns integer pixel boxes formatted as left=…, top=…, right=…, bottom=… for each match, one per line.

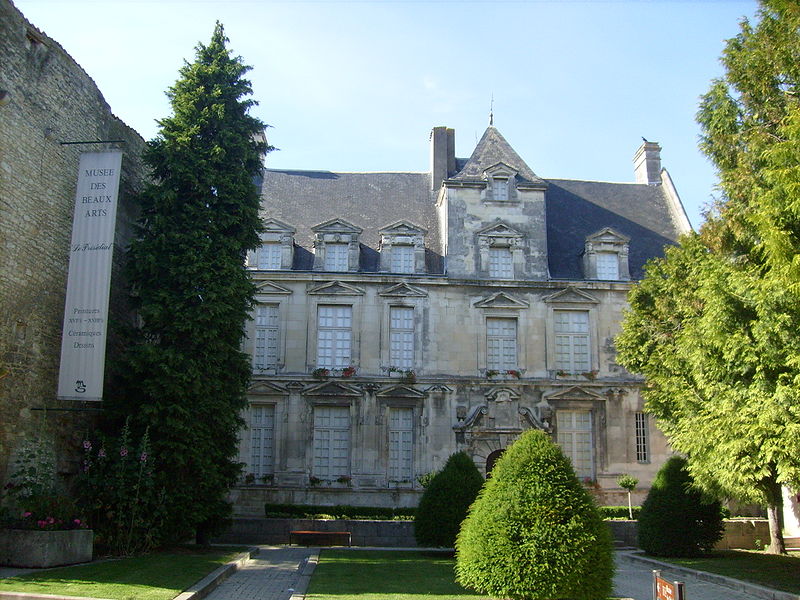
left=202, top=546, right=317, bottom=600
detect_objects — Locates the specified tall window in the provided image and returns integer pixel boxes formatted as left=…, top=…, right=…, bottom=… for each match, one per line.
left=489, top=247, right=513, bottom=278
left=388, top=407, right=413, bottom=481
left=554, top=310, right=590, bottom=372
left=389, top=307, right=414, bottom=369
left=487, top=317, right=517, bottom=371
left=249, top=405, right=275, bottom=477
left=492, top=178, right=509, bottom=201
left=596, top=252, right=619, bottom=280
left=557, top=410, right=593, bottom=479
left=257, top=243, right=282, bottom=270
left=324, top=243, right=349, bottom=271
left=317, top=305, right=352, bottom=369
left=391, top=245, right=414, bottom=274
left=253, top=305, right=279, bottom=371
left=635, top=412, right=649, bottom=463
left=313, top=406, right=350, bottom=479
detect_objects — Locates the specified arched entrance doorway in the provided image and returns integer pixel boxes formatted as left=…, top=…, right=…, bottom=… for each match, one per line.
left=486, top=449, right=505, bottom=477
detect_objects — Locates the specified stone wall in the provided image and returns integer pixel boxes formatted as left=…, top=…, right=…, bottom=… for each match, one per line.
left=0, top=0, right=146, bottom=482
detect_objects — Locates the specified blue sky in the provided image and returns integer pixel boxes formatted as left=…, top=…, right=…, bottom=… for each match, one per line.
left=16, top=0, right=758, bottom=228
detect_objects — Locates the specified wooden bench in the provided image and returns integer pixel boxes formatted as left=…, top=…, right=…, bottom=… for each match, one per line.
left=289, top=530, right=352, bottom=546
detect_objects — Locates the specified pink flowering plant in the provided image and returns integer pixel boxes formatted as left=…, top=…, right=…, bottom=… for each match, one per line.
left=1, top=439, right=86, bottom=531
left=75, top=419, right=166, bottom=555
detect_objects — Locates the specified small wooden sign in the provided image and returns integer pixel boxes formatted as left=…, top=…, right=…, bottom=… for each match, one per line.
left=653, top=570, right=686, bottom=600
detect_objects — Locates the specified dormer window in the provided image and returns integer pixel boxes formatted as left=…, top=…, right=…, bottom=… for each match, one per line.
left=483, top=163, right=518, bottom=203
left=595, top=252, right=619, bottom=280
left=378, top=221, right=427, bottom=275
left=583, top=227, right=630, bottom=281
left=477, top=221, right=525, bottom=279
left=324, top=243, right=349, bottom=272
left=492, top=177, right=509, bottom=201
left=247, top=219, right=295, bottom=270
left=312, top=219, right=363, bottom=273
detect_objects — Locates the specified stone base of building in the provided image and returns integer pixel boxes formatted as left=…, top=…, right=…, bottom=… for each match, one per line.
left=230, top=486, right=423, bottom=516
left=0, top=528, right=93, bottom=568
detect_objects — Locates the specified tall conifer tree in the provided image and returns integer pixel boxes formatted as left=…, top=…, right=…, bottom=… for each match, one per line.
left=617, top=0, right=800, bottom=554
left=112, top=23, right=271, bottom=543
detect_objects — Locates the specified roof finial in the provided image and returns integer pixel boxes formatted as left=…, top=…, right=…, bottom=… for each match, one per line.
left=489, top=94, right=494, bottom=127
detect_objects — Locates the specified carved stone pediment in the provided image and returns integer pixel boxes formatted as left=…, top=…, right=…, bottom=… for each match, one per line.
left=311, top=218, right=363, bottom=235
left=586, top=226, right=630, bottom=244
left=307, top=281, right=365, bottom=296
left=377, top=384, right=426, bottom=400
left=247, top=381, right=288, bottom=396
left=262, top=218, right=296, bottom=234
left=379, top=282, right=428, bottom=298
left=544, top=286, right=600, bottom=305
left=378, top=220, right=428, bottom=236
left=544, top=385, right=605, bottom=402
left=473, top=291, right=529, bottom=309
left=475, top=219, right=523, bottom=238
left=304, top=381, right=362, bottom=397
left=254, top=281, right=293, bottom=296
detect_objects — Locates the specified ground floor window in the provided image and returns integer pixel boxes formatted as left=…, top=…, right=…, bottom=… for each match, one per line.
left=556, top=409, right=593, bottom=479
left=313, top=405, right=350, bottom=479
left=635, top=411, right=649, bottom=463
left=388, top=407, right=413, bottom=481
left=249, top=404, right=275, bottom=477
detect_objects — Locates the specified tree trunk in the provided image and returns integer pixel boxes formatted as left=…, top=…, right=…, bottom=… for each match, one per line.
left=764, top=476, right=786, bottom=555
left=628, top=491, right=633, bottom=519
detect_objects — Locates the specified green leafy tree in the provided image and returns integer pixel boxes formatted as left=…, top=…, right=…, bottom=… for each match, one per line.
left=109, top=23, right=271, bottom=544
left=618, top=1, right=800, bottom=555
left=617, top=474, right=638, bottom=520
left=455, top=430, right=613, bottom=600
left=637, top=456, right=724, bottom=557
left=414, top=452, right=483, bottom=547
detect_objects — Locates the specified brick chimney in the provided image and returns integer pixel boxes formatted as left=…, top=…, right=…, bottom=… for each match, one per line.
left=633, top=140, right=662, bottom=185
left=430, top=126, right=455, bottom=191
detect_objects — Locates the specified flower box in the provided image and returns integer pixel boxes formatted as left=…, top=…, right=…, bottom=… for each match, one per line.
left=0, top=528, right=93, bottom=567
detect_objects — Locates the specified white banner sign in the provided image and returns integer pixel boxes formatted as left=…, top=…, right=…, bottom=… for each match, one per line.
left=57, top=151, right=123, bottom=401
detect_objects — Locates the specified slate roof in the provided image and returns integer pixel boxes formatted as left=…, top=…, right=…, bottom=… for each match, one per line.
left=545, top=179, right=683, bottom=280
left=258, top=170, right=440, bottom=272
left=451, top=126, right=545, bottom=186
left=257, top=127, right=687, bottom=280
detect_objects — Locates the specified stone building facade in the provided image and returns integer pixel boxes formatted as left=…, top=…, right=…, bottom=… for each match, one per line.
left=231, top=125, right=692, bottom=513
left=0, top=0, right=145, bottom=481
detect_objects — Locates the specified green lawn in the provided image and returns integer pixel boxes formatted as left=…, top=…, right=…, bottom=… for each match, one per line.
left=0, top=546, right=247, bottom=600
left=305, top=549, right=491, bottom=600
left=659, top=550, right=800, bottom=594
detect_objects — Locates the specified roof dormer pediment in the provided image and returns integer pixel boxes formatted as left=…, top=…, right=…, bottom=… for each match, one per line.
left=483, top=162, right=517, bottom=179
left=311, top=218, right=363, bottom=235
left=379, top=220, right=428, bottom=236
left=476, top=219, right=524, bottom=237
left=307, top=281, right=365, bottom=296
left=586, top=227, right=630, bottom=244
left=262, top=218, right=296, bottom=234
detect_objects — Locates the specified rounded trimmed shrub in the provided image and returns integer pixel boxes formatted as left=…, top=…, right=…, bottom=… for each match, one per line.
left=455, top=430, right=613, bottom=600
left=413, top=451, right=484, bottom=547
left=637, top=455, right=724, bottom=557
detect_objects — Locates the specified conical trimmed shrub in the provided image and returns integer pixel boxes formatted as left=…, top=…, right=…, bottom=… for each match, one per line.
left=638, top=456, right=724, bottom=557
left=455, top=430, right=613, bottom=600
left=414, top=451, right=484, bottom=547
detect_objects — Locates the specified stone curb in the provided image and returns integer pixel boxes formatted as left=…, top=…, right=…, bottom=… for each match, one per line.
left=290, top=550, right=319, bottom=600
left=173, top=547, right=260, bottom=600
left=618, top=550, right=800, bottom=600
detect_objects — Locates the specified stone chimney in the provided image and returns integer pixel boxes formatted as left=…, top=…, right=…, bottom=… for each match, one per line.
left=633, top=140, right=662, bottom=185
left=430, top=126, right=456, bottom=191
